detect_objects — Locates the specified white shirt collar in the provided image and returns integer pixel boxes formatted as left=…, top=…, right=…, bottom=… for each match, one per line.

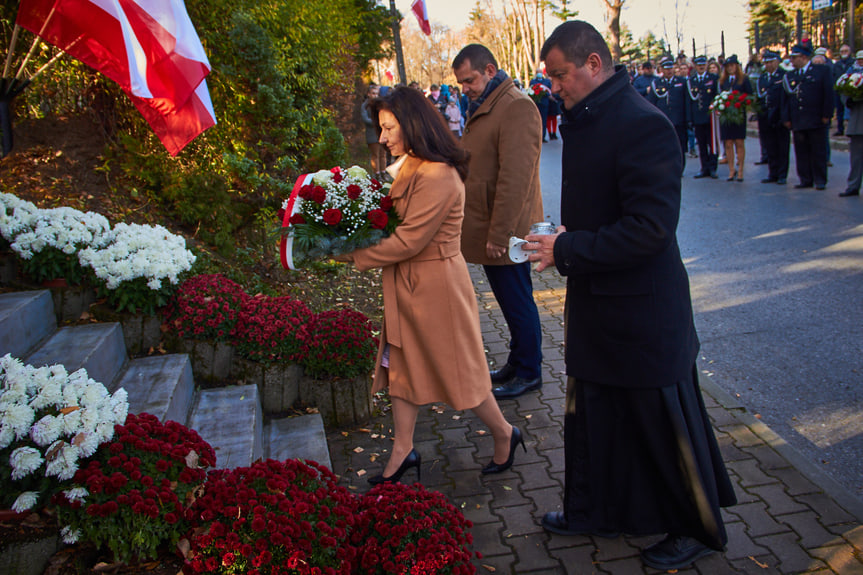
left=386, top=154, right=409, bottom=180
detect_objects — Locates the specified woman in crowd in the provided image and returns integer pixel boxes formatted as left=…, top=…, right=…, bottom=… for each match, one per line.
left=360, top=84, right=387, bottom=180
left=340, top=87, right=524, bottom=485
left=719, top=55, right=752, bottom=181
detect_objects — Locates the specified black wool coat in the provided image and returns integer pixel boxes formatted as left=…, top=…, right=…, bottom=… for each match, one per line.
left=553, top=68, right=699, bottom=389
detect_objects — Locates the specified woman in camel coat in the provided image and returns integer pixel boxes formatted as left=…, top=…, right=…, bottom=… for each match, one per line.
left=344, top=87, right=523, bottom=484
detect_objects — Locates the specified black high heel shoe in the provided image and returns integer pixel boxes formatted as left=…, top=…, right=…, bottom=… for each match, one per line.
left=367, top=448, right=421, bottom=485
left=481, top=426, right=526, bottom=475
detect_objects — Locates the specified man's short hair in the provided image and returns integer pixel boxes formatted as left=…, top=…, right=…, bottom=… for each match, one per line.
left=452, top=44, right=498, bottom=72
left=540, top=20, right=614, bottom=70
left=642, top=61, right=654, bottom=69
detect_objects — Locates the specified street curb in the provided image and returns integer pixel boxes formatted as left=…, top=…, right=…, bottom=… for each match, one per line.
left=698, top=366, right=863, bottom=524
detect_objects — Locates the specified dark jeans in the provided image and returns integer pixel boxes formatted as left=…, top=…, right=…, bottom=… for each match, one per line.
left=483, top=262, right=542, bottom=379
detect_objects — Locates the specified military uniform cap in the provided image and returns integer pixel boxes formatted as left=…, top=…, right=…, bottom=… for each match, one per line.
left=814, top=47, right=827, bottom=56
left=693, top=55, right=707, bottom=65
left=856, top=50, right=863, bottom=59
left=790, top=44, right=812, bottom=57
left=724, top=54, right=739, bottom=66
left=660, top=58, right=674, bottom=69
left=762, top=50, right=779, bottom=62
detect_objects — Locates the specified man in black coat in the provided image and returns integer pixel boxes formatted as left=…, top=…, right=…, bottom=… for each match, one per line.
left=757, top=50, right=791, bottom=184
left=783, top=43, right=834, bottom=190
left=527, top=20, right=736, bottom=572
left=688, top=55, right=719, bottom=178
left=833, top=44, right=853, bottom=135
left=648, top=57, right=690, bottom=163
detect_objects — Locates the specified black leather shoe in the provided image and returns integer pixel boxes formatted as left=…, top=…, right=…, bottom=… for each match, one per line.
left=492, top=376, right=541, bottom=399
left=481, top=426, right=525, bottom=474
left=794, top=183, right=812, bottom=189
left=754, top=160, right=768, bottom=165
left=709, top=172, right=718, bottom=179
left=489, top=363, right=517, bottom=384
left=839, top=189, right=860, bottom=197
left=693, top=171, right=709, bottom=178
left=776, top=179, right=787, bottom=185
left=368, top=448, right=421, bottom=485
left=541, top=512, right=619, bottom=538
left=761, top=177, right=777, bottom=184
left=815, top=184, right=826, bottom=190
left=640, top=535, right=715, bottom=570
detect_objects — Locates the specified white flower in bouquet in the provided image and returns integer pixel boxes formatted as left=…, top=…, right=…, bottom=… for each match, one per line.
left=345, top=165, right=369, bottom=179
left=311, top=169, right=335, bottom=184
left=0, top=354, right=129, bottom=511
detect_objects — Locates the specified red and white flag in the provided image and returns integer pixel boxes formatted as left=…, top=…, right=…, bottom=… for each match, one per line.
left=16, top=0, right=216, bottom=156
left=411, top=0, right=431, bottom=36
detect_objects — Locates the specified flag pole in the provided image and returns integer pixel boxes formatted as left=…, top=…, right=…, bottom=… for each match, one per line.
left=3, top=25, right=21, bottom=80
left=29, top=43, right=74, bottom=83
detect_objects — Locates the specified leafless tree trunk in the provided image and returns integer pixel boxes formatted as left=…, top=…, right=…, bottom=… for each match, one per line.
left=604, top=0, right=625, bottom=63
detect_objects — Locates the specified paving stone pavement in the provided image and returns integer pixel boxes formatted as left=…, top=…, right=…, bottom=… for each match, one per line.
left=326, top=265, right=863, bottom=574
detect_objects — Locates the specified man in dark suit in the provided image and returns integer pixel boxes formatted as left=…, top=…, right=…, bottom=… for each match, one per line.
left=648, top=57, right=690, bottom=164
left=688, top=55, right=719, bottom=178
left=528, top=20, right=737, bottom=572
left=757, top=50, right=791, bottom=184
left=783, top=44, right=834, bottom=190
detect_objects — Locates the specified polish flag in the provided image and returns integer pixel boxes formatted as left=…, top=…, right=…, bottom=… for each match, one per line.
left=411, top=0, right=431, bottom=36
left=16, top=0, right=216, bottom=156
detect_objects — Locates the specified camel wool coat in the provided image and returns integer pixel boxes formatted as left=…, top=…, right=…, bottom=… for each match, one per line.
left=352, top=155, right=492, bottom=410
left=460, top=77, right=544, bottom=265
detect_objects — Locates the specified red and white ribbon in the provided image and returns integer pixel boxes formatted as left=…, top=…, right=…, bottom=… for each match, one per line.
left=280, top=173, right=313, bottom=270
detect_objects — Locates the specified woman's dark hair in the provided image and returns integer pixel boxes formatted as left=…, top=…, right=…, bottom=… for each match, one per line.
left=369, top=86, right=470, bottom=181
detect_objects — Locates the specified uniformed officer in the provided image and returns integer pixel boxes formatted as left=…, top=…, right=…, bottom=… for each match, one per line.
left=649, top=57, right=690, bottom=165
left=757, top=50, right=791, bottom=184
left=782, top=44, right=834, bottom=190
left=688, top=55, right=719, bottom=178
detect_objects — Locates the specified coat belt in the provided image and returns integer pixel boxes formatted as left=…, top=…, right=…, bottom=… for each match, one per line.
left=383, top=239, right=461, bottom=348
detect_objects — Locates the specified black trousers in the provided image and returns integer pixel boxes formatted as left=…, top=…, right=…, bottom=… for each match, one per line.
left=674, top=124, right=688, bottom=166
left=694, top=123, right=717, bottom=175
left=792, top=125, right=829, bottom=187
left=762, top=123, right=790, bottom=181
left=756, top=114, right=770, bottom=161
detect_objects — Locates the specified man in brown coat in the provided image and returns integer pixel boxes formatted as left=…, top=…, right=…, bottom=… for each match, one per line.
left=453, top=44, right=545, bottom=399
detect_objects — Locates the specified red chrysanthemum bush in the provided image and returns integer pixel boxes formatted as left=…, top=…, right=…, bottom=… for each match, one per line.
left=352, top=483, right=479, bottom=575
left=298, top=309, right=378, bottom=380
left=55, top=413, right=216, bottom=563
left=231, top=295, right=313, bottom=364
left=183, top=459, right=358, bottom=575
left=163, top=274, right=247, bottom=341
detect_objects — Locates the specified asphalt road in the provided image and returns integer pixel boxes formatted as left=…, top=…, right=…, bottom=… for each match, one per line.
left=537, top=132, right=863, bottom=501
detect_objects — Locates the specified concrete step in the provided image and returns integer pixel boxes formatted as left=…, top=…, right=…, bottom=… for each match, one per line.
left=264, top=414, right=332, bottom=470
left=112, top=354, right=195, bottom=425
left=24, top=322, right=127, bottom=387
left=0, top=290, right=56, bottom=359
left=187, top=384, right=263, bottom=470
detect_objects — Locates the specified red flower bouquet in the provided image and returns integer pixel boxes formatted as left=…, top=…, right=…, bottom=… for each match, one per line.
left=352, top=483, right=478, bottom=575
left=184, top=459, right=358, bottom=575
left=298, top=309, right=379, bottom=380
left=55, top=413, right=215, bottom=562
left=709, top=89, right=755, bottom=125
left=279, top=166, right=400, bottom=269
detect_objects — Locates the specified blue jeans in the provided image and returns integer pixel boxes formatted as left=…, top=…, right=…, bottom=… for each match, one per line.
left=483, top=263, right=542, bottom=378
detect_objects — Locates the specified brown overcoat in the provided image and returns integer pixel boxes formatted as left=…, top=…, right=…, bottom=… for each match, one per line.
left=352, top=156, right=492, bottom=411
left=460, top=77, right=544, bottom=265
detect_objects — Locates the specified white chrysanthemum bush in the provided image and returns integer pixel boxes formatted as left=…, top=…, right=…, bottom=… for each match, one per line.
left=1, top=192, right=196, bottom=314
left=0, top=354, right=129, bottom=513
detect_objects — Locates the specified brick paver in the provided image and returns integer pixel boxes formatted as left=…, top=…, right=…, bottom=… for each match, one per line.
left=326, top=265, right=863, bottom=573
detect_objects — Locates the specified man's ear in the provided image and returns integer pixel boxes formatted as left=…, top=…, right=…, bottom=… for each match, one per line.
left=586, top=53, right=604, bottom=77
left=484, top=63, right=498, bottom=77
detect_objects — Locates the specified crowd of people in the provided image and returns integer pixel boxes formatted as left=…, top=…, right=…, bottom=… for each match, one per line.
left=626, top=41, right=859, bottom=196
left=349, top=20, right=748, bottom=572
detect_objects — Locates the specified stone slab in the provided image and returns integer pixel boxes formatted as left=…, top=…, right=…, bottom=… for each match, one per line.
left=0, top=290, right=55, bottom=359
left=23, top=322, right=126, bottom=388
left=113, top=354, right=195, bottom=425
left=187, top=384, right=263, bottom=470
left=264, top=413, right=331, bottom=470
